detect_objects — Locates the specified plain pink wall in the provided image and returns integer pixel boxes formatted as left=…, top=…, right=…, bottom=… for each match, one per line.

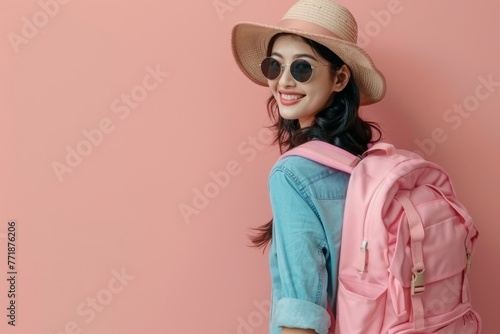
left=0, top=0, right=498, bottom=333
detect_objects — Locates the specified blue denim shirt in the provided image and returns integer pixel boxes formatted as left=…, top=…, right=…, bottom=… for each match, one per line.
left=268, top=155, right=349, bottom=334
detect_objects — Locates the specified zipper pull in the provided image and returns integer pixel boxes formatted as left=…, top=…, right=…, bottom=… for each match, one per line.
left=466, top=252, right=472, bottom=273
left=355, top=240, right=368, bottom=273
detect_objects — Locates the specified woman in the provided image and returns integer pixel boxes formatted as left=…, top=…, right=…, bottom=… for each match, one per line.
left=231, top=0, right=385, bottom=333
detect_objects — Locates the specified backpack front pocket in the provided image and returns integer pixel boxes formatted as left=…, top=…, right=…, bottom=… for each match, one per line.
left=336, top=276, right=387, bottom=334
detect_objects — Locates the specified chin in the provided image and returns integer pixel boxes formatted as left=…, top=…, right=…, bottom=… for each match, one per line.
left=278, top=112, right=298, bottom=122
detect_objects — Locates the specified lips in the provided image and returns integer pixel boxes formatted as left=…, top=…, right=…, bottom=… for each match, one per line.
left=279, top=91, right=305, bottom=106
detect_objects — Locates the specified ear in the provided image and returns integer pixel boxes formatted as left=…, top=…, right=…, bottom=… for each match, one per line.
left=331, top=64, right=351, bottom=93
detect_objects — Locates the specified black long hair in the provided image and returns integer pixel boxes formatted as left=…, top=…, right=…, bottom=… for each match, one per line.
left=248, top=33, right=381, bottom=250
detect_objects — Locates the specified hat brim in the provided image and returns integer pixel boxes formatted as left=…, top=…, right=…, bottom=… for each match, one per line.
left=231, top=22, right=386, bottom=106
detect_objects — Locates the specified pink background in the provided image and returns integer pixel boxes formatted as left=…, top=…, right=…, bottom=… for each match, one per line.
left=0, top=0, right=498, bottom=333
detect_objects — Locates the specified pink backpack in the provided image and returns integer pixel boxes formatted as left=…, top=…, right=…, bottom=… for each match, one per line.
left=282, top=141, right=481, bottom=333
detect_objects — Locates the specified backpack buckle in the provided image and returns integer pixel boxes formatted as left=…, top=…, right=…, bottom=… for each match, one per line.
left=411, top=269, right=425, bottom=295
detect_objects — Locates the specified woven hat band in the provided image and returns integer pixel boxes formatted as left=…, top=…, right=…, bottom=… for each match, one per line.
left=278, top=18, right=355, bottom=43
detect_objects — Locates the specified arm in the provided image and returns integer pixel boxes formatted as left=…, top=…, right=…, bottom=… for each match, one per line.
left=268, top=164, right=333, bottom=334
left=282, top=328, right=317, bottom=334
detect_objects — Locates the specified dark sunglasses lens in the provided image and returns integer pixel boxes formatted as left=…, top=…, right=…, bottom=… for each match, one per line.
left=290, top=60, right=313, bottom=82
left=261, top=58, right=281, bottom=80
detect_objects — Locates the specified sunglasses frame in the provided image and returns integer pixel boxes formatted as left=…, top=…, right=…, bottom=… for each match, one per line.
left=260, top=57, right=330, bottom=83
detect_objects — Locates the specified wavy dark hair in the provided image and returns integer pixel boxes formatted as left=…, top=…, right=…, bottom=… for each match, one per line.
left=248, top=33, right=381, bottom=251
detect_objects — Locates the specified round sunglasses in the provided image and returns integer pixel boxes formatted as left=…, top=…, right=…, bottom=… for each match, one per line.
left=260, top=57, right=330, bottom=83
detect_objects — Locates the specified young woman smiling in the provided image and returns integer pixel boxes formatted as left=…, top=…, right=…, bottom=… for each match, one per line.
left=231, top=1, right=386, bottom=333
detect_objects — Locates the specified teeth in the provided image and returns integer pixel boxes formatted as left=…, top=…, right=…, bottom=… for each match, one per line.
left=281, top=94, right=303, bottom=101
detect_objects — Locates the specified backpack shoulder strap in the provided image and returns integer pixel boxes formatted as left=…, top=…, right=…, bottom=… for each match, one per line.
left=280, top=140, right=361, bottom=174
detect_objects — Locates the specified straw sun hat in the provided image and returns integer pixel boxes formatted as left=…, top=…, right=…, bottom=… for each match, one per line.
left=231, top=0, right=386, bottom=105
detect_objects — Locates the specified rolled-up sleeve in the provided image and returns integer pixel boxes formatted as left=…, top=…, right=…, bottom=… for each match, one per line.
left=269, top=166, right=331, bottom=334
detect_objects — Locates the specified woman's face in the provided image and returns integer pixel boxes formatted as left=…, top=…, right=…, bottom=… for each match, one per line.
left=267, top=35, right=343, bottom=128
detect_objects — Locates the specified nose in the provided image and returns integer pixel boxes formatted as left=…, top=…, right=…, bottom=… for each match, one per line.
left=278, top=65, right=296, bottom=87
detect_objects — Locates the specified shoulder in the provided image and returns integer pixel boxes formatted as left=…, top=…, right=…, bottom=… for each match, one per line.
left=269, top=155, right=349, bottom=199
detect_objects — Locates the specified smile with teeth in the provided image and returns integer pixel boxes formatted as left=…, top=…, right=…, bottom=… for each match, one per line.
left=281, top=93, right=304, bottom=100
